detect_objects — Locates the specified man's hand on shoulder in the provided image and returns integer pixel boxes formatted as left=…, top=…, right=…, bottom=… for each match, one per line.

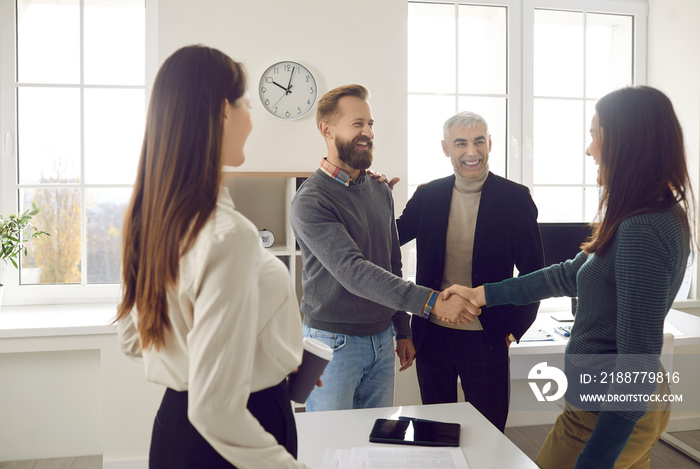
left=367, top=169, right=400, bottom=190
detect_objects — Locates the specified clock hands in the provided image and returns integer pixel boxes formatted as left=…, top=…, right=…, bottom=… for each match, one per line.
left=286, top=66, right=296, bottom=94
left=271, top=92, right=288, bottom=110
left=271, top=81, right=288, bottom=93
left=271, top=67, right=297, bottom=110
left=270, top=67, right=296, bottom=105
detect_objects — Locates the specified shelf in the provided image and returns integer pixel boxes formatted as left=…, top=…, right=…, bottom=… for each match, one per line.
left=221, top=172, right=310, bottom=303
left=266, top=246, right=295, bottom=256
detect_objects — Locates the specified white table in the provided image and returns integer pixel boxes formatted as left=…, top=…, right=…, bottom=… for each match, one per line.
left=294, top=402, right=538, bottom=468
left=508, top=308, right=700, bottom=379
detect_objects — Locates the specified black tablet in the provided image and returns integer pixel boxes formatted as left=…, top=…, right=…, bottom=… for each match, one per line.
left=369, top=418, right=461, bottom=447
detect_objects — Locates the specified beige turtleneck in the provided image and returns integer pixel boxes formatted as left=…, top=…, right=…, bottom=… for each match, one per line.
left=430, top=165, right=489, bottom=330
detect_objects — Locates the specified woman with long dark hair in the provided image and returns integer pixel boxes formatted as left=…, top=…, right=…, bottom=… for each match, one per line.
left=444, top=86, right=694, bottom=468
left=116, top=45, right=309, bottom=469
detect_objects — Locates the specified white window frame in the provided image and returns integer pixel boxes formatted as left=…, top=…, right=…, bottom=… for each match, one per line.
left=0, top=0, right=157, bottom=305
left=521, top=0, right=648, bottom=214
left=406, top=0, right=522, bottom=190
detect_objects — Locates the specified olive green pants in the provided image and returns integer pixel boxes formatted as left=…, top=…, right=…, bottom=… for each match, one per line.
left=535, top=379, right=671, bottom=469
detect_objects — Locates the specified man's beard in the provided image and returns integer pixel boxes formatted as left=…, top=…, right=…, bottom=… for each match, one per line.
left=336, top=135, right=374, bottom=170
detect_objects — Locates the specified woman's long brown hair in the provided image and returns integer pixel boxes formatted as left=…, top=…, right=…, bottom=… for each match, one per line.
left=583, top=86, right=694, bottom=256
left=116, top=45, right=246, bottom=350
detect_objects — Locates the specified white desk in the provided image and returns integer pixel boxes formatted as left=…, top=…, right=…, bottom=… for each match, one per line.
left=508, top=308, right=700, bottom=379
left=512, top=308, right=700, bottom=352
left=294, top=402, right=538, bottom=468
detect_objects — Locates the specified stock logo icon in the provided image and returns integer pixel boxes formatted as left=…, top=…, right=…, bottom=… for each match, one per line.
left=528, top=362, right=568, bottom=402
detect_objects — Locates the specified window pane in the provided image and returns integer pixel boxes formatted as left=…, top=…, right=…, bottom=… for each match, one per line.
left=584, top=99, right=598, bottom=185
left=457, top=96, right=506, bottom=177
left=586, top=13, right=633, bottom=99
left=407, top=94, right=455, bottom=186
left=86, top=188, right=131, bottom=284
left=84, top=0, right=145, bottom=85
left=458, top=5, right=506, bottom=94
left=585, top=185, right=600, bottom=221
left=84, top=88, right=144, bottom=184
left=16, top=0, right=80, bottom=84
left=408, top=3, right=456, bottom=93
left=533, top=187, right=583, bottom=222
left=21, top=188, right=82, bottom=285
left=404, top=239, right=417, bottom=283
left=533, top=99, right=584, bottom=185
left=18, top=87, right=81, bottom=184
left=534, top=10, right=583, bottom=98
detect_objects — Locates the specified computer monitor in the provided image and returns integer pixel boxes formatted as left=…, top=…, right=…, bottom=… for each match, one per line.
left=538, top=222, right=592, bottom=267
left=538, top=222, right=593, bottom=316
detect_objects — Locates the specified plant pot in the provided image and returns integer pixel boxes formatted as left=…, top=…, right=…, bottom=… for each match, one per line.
left=0, top=283, right=4, bottom=311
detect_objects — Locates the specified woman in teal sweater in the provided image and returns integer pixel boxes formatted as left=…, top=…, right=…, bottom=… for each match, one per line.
left=444, top=86, right=694, bottom=469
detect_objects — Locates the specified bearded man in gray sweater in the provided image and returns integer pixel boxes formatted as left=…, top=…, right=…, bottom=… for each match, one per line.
left=291, top=84, right=479, bottom=411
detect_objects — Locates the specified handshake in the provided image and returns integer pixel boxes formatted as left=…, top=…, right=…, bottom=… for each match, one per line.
left=432, top=285, right=487, bottom=325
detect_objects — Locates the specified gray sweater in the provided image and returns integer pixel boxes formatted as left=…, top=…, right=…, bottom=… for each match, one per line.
left=291, top=169, right=433, bottom=337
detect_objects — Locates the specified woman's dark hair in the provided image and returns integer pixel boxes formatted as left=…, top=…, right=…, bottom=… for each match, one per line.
left=117, top=45, right=247, bottom=349
left=583, top=86, right=694, bottom=256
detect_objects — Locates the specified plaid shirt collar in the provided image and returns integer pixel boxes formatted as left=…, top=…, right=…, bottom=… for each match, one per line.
left=319, top=158, right=366, bottom=187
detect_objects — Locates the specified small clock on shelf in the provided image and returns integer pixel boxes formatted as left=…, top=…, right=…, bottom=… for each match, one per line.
left=259, top=61, right=317, bottom=120
left=258, top=229, right=275, bottom=248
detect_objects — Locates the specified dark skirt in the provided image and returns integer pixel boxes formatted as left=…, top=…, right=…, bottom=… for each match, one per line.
left=149, top=379, right=298, bottom=468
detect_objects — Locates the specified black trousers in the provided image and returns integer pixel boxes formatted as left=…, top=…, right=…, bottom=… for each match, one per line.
left=149, top=380, right=298, bottom=468
left=415, top=322, right=510, bottom=432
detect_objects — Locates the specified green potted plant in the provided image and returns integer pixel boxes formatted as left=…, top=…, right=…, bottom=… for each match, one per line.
left=0, top=201, right=49, bottom=305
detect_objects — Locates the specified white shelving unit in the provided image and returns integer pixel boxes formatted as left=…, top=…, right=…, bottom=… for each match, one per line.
left=222, top=171, right=312, bottom=301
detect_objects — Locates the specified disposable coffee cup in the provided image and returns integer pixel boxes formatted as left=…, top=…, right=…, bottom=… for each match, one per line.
left=288, top=337, right=334, bottom=403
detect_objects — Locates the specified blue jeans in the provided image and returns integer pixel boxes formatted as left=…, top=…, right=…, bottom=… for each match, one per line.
left=302, top=324, right=395, bottom=411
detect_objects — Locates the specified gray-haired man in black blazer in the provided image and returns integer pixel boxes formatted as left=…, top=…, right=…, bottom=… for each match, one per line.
left=396, top=111, right=544, bottom=431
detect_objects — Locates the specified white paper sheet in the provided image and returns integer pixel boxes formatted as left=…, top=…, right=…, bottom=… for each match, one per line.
left=519, top=327, right=555, bottom=341
left=321, top=448, right=352, bottom=469
left=321, top=446, right=469, bottom=469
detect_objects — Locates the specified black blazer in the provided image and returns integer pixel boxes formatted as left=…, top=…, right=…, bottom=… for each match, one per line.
left=396, top=172, right=545, bottom=350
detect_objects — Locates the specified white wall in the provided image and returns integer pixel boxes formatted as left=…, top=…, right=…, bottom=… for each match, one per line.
left=2, top=0, right=700, bottom=465
left=156, top=0, right=410, bottom=213
left=648, top=0, right=700, bottom=180
left=647, top=0, right=700, bottom=306
left=0, top=331, right=163, bottom=465
left=0, top=349, right=101, bottom=458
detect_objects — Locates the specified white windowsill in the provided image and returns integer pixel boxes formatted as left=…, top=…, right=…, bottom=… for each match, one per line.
left=0, top=303, right=117, bottom=339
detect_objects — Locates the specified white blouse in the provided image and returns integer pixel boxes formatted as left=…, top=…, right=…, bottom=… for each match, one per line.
left=118, top=187, right=307, bottom=469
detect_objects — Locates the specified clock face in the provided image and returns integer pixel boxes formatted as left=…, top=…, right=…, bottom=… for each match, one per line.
left=259, top=61, right=317, bottom=120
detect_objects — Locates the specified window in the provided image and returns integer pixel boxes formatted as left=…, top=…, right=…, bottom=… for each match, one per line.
left=407, top=0, right=646, bottom=222
left=0, top=0, right=146, bottom=303
left=407, top=0, right=517, bottom=198
left=524, top=2, right=642, bottom=221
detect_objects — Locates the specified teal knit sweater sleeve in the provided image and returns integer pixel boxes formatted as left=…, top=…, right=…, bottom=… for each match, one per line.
left=484, top=250, right=588, bottom=306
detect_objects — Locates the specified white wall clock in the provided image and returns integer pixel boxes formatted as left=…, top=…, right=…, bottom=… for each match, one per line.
left=259, top=61, right=317, bottom=120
